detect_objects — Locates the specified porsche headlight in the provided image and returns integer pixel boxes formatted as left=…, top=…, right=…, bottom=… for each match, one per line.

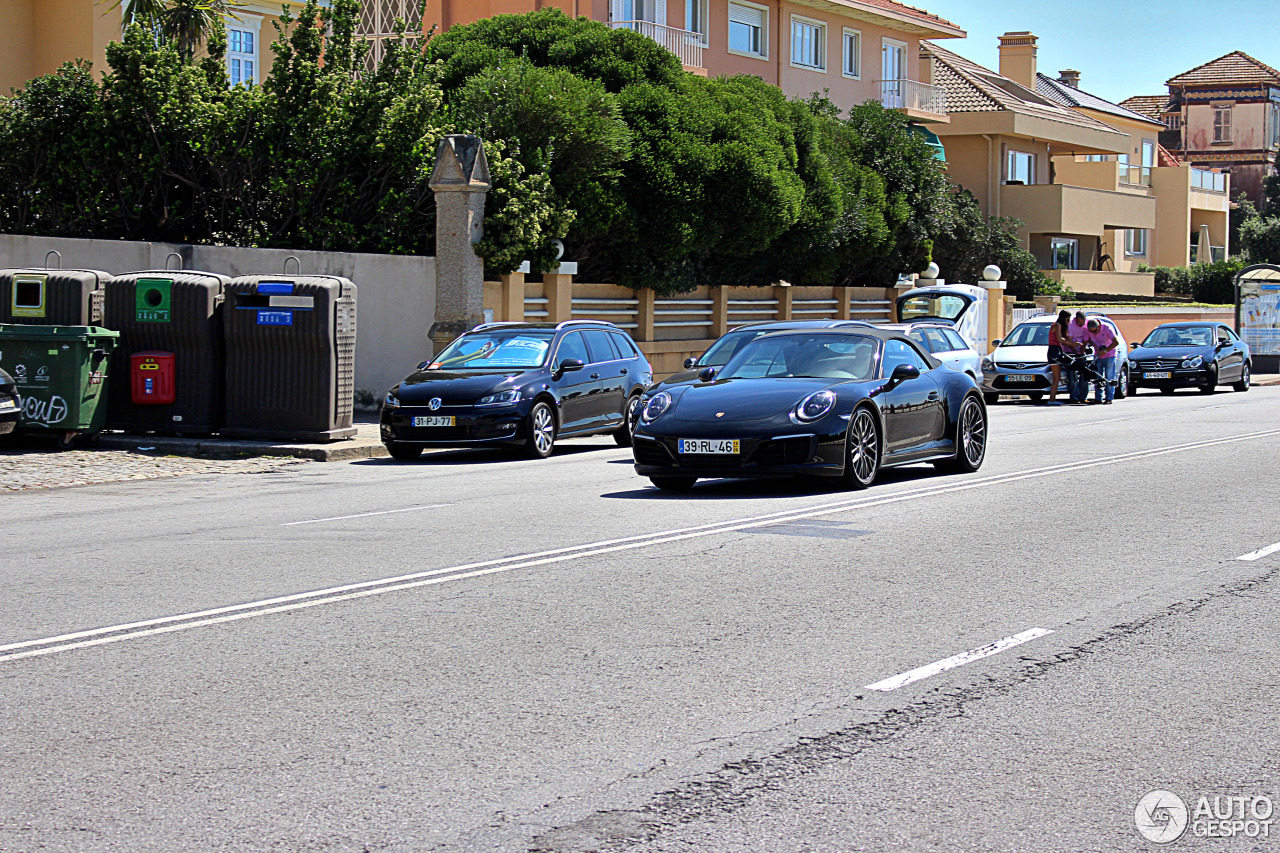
left=793, top=390, right=836, bottom=423
left=642, top=392, right=672, bottom=422
left=1182, top=355, right=1204, bottom=369
left=476, top=389, right=521, bottom=406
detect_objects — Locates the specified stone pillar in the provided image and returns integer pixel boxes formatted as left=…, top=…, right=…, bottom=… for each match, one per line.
left=835, top=286, right=852, bottom=320
left=499, top=271, right=525, bottom=323
left=429, top=134, right=492, bottom=354
left=1034, top=294, right=1061, bottom=315
left=979, top=279, right=1007, bottom=348
left=1003, top=295, right=1016, bottom=341
left=635, top=289, right=655, bottom=342
left=709, top=286, right=729, bottom=338
left=773, top=284, right=793, bottom=321
left=544, top=272, right=574, bottom=323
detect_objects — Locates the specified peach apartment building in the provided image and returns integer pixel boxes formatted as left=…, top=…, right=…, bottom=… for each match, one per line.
left=0, top=0, right=310, bottom=95
left=426, top=0, right=965, bottom=122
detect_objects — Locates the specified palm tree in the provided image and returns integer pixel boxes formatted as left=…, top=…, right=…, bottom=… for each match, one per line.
left=101, top=0, right=244, bottom=61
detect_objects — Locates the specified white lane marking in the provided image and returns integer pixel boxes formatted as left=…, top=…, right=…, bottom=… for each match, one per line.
left=1236, top=541, right=1280, bottom=562
left=283, top=504, right=451, bottom=526
left=5, top=428, right=1280, bottom=664
left=1079, top=417, right=1136, bottom=426
left=865, top=628, right=1054, bottom=692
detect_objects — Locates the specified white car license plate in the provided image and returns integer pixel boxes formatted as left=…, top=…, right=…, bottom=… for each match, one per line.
left=412, top=416, right=455, bottom=427
left=1144, top=371, right=1171, bottom=379
left=1007, top=374, right=1038, bottom=383
left=678, top=438, right=740, bottom=455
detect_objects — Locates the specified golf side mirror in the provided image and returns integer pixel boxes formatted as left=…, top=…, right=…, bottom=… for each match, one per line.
left=698, top=366, right=718, bottom=382
left=556, top=358, right=585, bottom=377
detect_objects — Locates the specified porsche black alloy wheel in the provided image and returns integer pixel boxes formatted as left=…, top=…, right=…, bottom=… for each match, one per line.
left=937, top=396, right=987, bottom=474
left=842, top=407, right=880, bottom=490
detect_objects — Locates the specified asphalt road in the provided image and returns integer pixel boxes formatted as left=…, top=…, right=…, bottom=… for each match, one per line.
left=2, top=387, right=1279, bottom=852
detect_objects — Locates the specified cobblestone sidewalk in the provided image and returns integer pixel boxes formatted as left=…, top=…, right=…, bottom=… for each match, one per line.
left=1, top=446, right=309, bottom=492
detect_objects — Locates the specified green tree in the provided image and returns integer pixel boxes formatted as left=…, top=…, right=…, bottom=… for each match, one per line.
left=1239, top=214, right=1280, bottom=265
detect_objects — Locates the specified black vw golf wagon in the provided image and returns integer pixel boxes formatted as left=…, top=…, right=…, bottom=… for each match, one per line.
left=380, top=321, right=653, bottom=460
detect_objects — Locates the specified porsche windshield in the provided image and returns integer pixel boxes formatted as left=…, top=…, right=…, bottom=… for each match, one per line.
left=719, top=334, right=877, bottom=381
left=431, top=329, right=555, bottom=370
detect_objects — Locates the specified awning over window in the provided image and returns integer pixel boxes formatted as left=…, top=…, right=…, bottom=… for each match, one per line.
left=909, top=125, right=946, bottom=162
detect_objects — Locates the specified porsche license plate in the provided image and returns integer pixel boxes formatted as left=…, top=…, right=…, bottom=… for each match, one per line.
left=1144, top=371, right=1171, bottom=379
left=678, top=438, right=740, bottom=455
left=1007, top=374, right=1037, bottom=383
left=412, top=416, right=455, bottom=427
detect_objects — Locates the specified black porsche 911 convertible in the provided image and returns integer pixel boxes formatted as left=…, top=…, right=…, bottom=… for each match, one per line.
left=632, top=328, right=987, bottom=491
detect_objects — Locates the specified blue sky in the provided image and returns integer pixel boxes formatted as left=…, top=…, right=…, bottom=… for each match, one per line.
left=919, top=0, right=1280, bottom=104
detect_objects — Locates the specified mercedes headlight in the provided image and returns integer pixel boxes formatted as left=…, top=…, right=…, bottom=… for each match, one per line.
left=642, top=392, right=672, bottom=422
left=476, top=389, right=521, bottom=406
left=793, top=390, right=836, bottom=423
left=1182, top=355, right=1204, bottom=369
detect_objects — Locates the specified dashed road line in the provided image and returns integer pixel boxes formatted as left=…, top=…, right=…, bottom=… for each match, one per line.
left=865, top=628, right=1054, bottom=691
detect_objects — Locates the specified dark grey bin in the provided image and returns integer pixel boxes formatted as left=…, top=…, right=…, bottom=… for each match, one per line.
left=102, top=270, right=230, bottom=435
left=0, top=269, right=108, bottom=326
left=221, top=275, right=356, bottom=442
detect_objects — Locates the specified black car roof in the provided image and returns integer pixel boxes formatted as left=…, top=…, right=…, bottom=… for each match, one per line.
left=1151, top=321, right=1225, bottom=329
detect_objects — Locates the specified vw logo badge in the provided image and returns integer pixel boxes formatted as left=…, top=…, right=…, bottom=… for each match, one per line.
left=429, top=398, right=443, bottom=411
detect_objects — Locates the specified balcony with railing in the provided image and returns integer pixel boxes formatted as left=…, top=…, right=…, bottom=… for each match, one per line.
left=609, top=21, right=704, bottom=70
left=1191, top=168, right=1228, bottom=193
left=876, top=79, right=947, bottom=122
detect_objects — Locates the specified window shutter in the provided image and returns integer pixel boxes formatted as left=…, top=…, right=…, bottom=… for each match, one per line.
left=729, top=2, right=763, bottom=29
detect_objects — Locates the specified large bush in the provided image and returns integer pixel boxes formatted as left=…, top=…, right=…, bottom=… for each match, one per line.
left=1139, top=259, right=1243, bottom=304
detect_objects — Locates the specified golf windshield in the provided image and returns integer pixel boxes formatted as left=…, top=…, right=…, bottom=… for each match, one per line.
left=1141, top=326, right=1213, bottom=347
left=719, top=334, right=877, bottom=380
left=1000, top=323, right=1050, bottom=347
left=431, top=329, right=555, bottom=370
left=897, top=292, right=972, bottom=322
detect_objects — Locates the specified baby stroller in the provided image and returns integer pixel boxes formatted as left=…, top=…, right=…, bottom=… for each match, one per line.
left=1059, top=346, right=1117, bottom=400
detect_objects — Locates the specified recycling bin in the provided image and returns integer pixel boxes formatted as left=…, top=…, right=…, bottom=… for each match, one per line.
left=221, top=275, right=357, bottom=441
left=103, top=270, right=229, bottom=434
left=0, top=324, right=118, bottom=449
left=0, top=268, right=109, bottom=326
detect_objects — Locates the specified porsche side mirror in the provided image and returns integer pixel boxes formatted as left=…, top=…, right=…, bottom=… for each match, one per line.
left=886, top=363, right=920, bottom=390
left=698, top=366, right=718, bottom=382
left=683, top=357, right=698, bottom=369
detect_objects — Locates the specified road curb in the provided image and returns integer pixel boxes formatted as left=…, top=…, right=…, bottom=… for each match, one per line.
left=95, top=432, right=389, bottom=462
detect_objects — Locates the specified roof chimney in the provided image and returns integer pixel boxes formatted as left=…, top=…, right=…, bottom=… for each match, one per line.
left=998, top=31, right=1038, bottom=89
left=1058, top=69, right=1081, bottom=89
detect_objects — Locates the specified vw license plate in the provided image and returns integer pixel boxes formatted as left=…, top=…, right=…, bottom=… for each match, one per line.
left=1144, top=371, right=1172, bottom=379
left=678, top=438, right=740, bottom=455
left=1007, top=374, right=1037, bottom=383
left=412, top=416, right=455, bottom=427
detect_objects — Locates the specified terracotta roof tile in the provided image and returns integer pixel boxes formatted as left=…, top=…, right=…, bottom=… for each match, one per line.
left=1118, top=95, right=1170, bottom=122
left=923, top=42, right=1119, bottom=134
left=1167, top=51, right=1280, bottom=87
left=1036, top=75, right=1165, bottom=126
left=847, top=0, right=963, bottom=34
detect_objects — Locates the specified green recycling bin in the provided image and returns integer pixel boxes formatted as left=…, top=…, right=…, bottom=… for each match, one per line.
left=0, top=324, right=118, bottom=449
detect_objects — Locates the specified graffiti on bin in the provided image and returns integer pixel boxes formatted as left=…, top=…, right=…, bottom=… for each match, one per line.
left=23, top=394, right=68, bottom=425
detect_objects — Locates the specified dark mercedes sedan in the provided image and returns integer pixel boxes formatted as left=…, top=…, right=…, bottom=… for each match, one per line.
left=632, top=328, right=987, bottom=491
left=1128, top=322, right=1251, bottom=395
left=0, top=368, right=19, bottom=436
left=380, top=321, right=653, bottom=460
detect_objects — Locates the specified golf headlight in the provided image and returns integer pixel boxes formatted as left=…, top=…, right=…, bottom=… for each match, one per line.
left=793, top=390, right=836, bottom=423
left=642, top=392, right=672, bottom=422
left=1182, top=355, right=1204, bottom=369
left=384, top=389, right=400, bottom=407
left=981, top=357, right=995, bottom=372
left=476, top=389, right=521, bottom=406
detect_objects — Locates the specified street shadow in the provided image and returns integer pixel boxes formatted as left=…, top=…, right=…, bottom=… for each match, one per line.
left=355, top=441, right=619, bottom=466
left=601, top=463, right=941, bottom=500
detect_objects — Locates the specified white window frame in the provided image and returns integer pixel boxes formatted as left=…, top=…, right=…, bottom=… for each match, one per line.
left=789, top=14, right=825, bottom=72
left=727, top=0, right=768, bottom=60
left=1125, top=228, right=1147, bottom=257
left=1050, top=237, right=1079, bottom=270
left=226, top=16, right=261, bottom=88
left=841, top=27, right=861, bottom=79
left=1213, top=105, right=1232, bottom=144
left=1006, top=150, right=1036, bottom=185
left=685, top=0, right=708, bottom=44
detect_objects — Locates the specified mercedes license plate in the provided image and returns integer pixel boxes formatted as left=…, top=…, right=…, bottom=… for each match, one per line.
left=1144, top=371, right=1172, bottom=379
left=412, top=416, right=455, bottom=427
left=1007, top=374, right=1037, bottom=382
left=678, top=438, right=740, bottom=455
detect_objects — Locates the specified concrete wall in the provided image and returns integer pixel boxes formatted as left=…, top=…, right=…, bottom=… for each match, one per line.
left=0, top=234, right=435, bottom=401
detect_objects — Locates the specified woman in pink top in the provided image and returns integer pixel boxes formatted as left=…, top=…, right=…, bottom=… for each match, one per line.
left=1047, top=309, right=1070, bottom=402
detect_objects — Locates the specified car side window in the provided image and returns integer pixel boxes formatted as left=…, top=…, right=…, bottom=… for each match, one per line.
left=582, top=329, right=618, bottom=363
left=881, top=339, right=929, bottom=377
left=554, top=332, right=589, bottom=369
left=609, top=332, right=639, bottom=358
left=924, top=328, right=953, bottom=353
left=943, top=329, right=968, bottom=351
left=1217, top=326, right=1232, bottom=344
